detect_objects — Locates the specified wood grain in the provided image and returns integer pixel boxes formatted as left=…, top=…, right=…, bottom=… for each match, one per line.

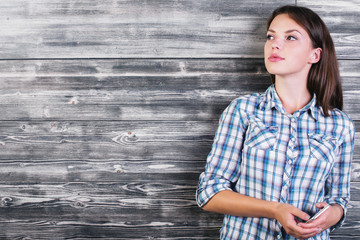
left=0, top=0, right=356, bottom=59
left=0, top=0, right=321, bottom=59
left=0, top=182, right=360, bottom=239
left=0, top=59, right=358, bottom=120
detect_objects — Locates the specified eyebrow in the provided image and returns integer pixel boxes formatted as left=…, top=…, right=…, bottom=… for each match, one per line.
left=267, top=29, right=303, bottom=35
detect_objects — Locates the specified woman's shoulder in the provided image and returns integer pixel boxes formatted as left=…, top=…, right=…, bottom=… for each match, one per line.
left=327, top=108, right=354, bottom=127
left=321, top=108, right=355, bottom=138
left=229, top=92, right=264, bottom=110
left=218, top=93, right=266, bottom=127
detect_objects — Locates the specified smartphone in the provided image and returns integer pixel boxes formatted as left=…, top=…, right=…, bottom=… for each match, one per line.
left=306, top=204, right=330, bottom=223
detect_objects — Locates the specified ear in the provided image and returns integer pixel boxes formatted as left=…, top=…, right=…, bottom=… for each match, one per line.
left=309, top=48, right=322, bottom=64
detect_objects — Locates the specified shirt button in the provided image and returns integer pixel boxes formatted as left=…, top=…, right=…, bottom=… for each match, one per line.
left=277, top=234, right=282, bottom=239
left=288, top=160, right=292, bottom=165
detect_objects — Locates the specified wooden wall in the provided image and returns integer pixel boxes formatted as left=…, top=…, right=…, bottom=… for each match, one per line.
left=0, top=0, right=358, bottom=239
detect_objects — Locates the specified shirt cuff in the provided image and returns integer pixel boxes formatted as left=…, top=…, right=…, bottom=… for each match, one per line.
left=327, top=198, right=348, bottom=232
left=196, top=176, right=233, bottom=207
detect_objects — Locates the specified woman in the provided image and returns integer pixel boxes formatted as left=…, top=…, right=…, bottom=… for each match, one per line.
left=196, top=5, right=355, bottom=239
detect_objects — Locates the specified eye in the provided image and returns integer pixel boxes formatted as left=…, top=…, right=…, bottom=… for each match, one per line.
left=287, top=35, right=297, bottom=41
left=266, top=34, right=274, bottom=40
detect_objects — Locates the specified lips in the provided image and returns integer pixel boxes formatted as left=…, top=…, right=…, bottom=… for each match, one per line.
left=268, top=54, right=285, bottom=62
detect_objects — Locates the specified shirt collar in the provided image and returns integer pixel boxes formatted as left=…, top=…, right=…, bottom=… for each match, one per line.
left=261, top=84, right=319, bottom=121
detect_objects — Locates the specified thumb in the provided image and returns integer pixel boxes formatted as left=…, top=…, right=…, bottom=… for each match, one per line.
left=315, top=202, right=328, bottom=209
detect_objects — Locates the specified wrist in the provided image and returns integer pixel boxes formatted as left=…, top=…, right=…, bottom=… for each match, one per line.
left=330, top=203, right=344, bottom=222
left=267, top=201, right=281, bottom=220
left=330, top=203, right=343, bottom=214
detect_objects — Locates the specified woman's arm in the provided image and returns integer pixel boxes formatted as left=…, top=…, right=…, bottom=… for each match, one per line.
left=203, top=190, right=279, bottom=218
left=203, top=190, right=322, bottom=239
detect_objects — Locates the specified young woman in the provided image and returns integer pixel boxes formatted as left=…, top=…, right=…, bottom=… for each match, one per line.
left=196, top=5, right=355, bottom=239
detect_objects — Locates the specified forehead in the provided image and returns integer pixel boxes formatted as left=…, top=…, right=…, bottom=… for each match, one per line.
left=268, top=14, right=307, bottom=34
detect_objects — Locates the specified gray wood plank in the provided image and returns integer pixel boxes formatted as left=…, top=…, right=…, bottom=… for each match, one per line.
left=0, top=223, right=222, bottom=239
left=0, top=182, right=359, bottom=238
left=0, top=0, right=295, bottom=59
left=0, top=120, right=214, bottom=162
left=0, top=59, right=358, bottom=120
left=0, top=58, right=269, bottom=121
left=1, top=0, right=357, bottom=59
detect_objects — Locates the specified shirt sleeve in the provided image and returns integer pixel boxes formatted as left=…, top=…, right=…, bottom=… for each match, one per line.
left=196, top=99, right=247, bottom=207
left=326, top=117, right=355, bottom=231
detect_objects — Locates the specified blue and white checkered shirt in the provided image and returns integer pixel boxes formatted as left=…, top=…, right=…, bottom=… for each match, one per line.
left=197, top=85, right=355, bottom=239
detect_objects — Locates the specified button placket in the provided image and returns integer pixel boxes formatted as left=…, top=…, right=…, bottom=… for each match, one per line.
left=280, top=163, right=292, bottom=203
left=281, top=116, right=298, bottom=204
left=288, top=117, right=298, bottom=159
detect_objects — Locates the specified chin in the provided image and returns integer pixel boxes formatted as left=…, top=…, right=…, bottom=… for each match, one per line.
left=264, top=65, right=281, bottom=75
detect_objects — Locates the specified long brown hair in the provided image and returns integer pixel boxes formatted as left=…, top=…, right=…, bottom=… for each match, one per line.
left=266, top=5, right=343, bottom=116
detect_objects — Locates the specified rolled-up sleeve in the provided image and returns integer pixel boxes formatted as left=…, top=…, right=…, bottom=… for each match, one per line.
left=196, top=99, right=247, bottom=207
left=326, top=117, right=355, bottom=231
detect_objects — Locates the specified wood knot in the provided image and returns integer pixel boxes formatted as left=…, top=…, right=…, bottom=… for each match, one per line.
left=1, top=197, right=13, bottom=207
left=112, top=132, right=139, bottom=145
left=68, top=97, right=78, bottom=105
left=74, top=201, right=85, bottom=208
left=114, top=165, right=124, bottom=173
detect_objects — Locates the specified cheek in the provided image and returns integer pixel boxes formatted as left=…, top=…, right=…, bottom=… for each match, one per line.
left=292, top=49, right=311, bottom=62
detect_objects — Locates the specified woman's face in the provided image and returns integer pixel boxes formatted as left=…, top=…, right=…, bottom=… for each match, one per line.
left=264, top=14, right=320, bottom=80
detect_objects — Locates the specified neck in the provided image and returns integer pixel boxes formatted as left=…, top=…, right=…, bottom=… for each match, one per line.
left=274, top=75, right=311, bottom=115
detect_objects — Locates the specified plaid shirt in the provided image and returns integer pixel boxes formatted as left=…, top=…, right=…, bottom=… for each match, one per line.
left=197, top=85, right=355, bottom=239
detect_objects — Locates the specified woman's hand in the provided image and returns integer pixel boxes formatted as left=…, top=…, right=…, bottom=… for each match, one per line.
left=297, top=202, right=343, bottom=237
left=273, top=203, right=319, bottom=239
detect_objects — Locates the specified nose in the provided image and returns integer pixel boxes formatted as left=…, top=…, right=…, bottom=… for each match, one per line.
left=272, top=43, right=279, bottom=49
left=271, top=38, right=282, bottom=50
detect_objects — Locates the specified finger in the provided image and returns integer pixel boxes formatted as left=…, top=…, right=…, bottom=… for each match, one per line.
left=292, top=208, right=311, bottom=222
left=291, top=227, right=319, bottom=239
left=287, top=205, right=311, bottom=221
left=302, top=227, right=323, bottom=239
left=297, top=221, right=312, bottom=228
left=289, top=223, right=317, bottom=235
left=315, top=202, right=328, bottom=209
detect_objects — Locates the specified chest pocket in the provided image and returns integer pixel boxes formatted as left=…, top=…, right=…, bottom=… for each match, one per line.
left=308, top=133, right=338, bottom=161
left=244, top=118, right=278, bottom=151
